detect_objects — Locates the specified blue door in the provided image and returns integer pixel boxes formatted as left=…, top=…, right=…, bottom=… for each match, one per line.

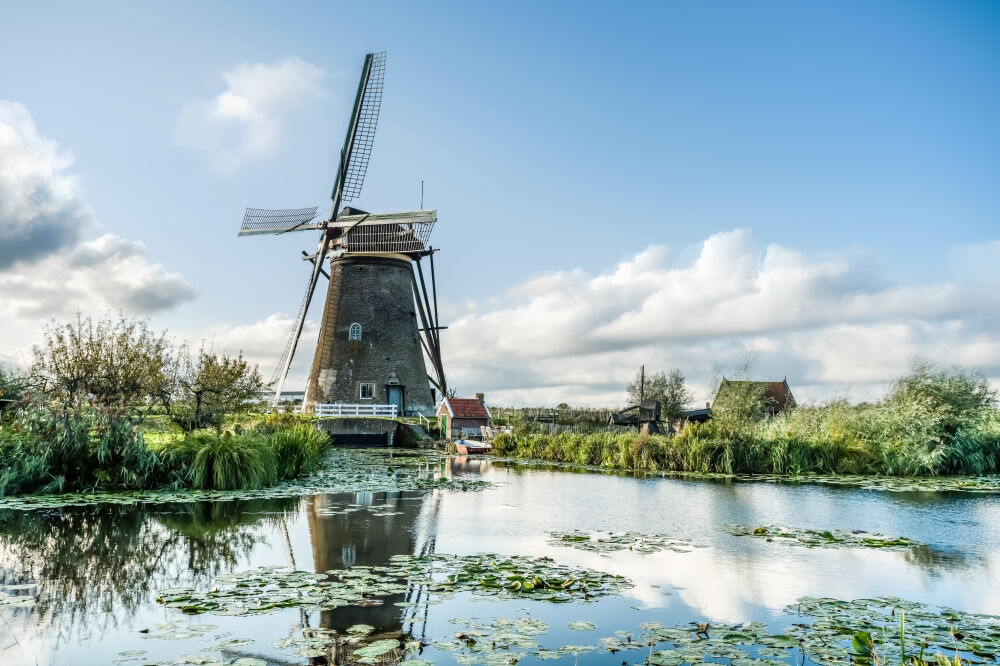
left=388, top=386, right=403, bottom=415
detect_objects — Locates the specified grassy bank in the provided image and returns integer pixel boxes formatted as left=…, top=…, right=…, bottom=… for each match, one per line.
left=0, top=410, right=331, bottom=495
left=493, top=366, right=1000, bottom=476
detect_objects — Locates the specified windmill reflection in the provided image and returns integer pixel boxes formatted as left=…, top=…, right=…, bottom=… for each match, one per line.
left=303, top=487, right=443, bottom=664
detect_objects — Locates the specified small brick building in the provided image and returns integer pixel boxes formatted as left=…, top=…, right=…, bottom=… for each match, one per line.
left=436, top=396, right=491, bottom=439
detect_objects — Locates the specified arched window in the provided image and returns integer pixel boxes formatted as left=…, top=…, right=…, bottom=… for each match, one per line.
left=348, top=323, right=362, bottom=340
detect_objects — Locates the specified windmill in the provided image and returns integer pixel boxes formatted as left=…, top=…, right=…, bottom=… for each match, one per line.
left=237, top=52, right=447, bottom=414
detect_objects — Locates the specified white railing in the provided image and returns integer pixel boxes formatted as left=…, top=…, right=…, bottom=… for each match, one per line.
left=315, top=403, right=399, bottom=419
left=417, top=413, right=430, bottom=429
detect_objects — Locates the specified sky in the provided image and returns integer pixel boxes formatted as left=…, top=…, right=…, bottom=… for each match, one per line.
left=1, top=0, right=998, bottom=407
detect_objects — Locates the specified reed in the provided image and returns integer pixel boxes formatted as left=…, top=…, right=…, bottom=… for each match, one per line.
left=492, top=404, right=1000, bottom=477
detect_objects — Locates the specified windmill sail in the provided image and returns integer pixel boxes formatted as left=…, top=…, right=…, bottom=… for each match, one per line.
left=331, top=51, right=385, bottom=209
left=269, top=241, right=327, bottom=404
left=238, top=207, right=320, bottom=237
left=268, top=52, right=386, bottom=406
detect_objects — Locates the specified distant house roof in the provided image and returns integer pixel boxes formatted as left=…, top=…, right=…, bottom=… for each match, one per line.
left=713, top=378, right=796, bottom=413
left=438, top=397, right=491, bottom=420
left=682, top=407, right=713, bottom=423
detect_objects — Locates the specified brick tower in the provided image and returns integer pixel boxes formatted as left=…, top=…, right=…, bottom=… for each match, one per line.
left=303, top=254, right=434, bottom=415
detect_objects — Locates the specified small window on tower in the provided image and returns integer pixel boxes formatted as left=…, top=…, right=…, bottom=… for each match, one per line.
left=359, top=382, right=375, bottom=400
left=349, top=323, right=362, bottom=340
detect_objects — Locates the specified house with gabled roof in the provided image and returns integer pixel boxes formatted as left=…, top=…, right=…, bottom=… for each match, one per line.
left=436, top=395, right=491, bottom=440
left=713, top=377, right=797, bottom=416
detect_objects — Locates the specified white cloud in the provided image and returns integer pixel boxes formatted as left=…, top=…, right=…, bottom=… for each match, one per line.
left=0, top=101, right=195, bottom=357
left=0, top=234, right=195, bottom=322
left=442, top=230, right=1000, bottom=407
left=174, top=57, right=325, bottom=171
left=193, top=313, right=319, bottom=389
left=0, top=101, right=87, bottom=269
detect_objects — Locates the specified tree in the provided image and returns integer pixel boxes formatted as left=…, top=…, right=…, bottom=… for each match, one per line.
left=886, top=358, right=996, bottom=434
left=30, top=313, right=172, bottom=417
left=626, top=368, right=693, bottom=420
left=711, top=353, right=768, bottom=434
left=0, top=364, right=26, bottom=402
left=661, top=370, right=694, bottom=421
left=161, top=346, right=265, bottom=432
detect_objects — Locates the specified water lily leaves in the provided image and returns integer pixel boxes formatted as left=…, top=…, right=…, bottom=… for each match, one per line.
left=781, top=595, right=1000, bottom=664
left=201, top=638, right=254, bottom=651
left=548, top=530, right=693, bottom=554
left=760, top=634, right=799, bottom=648
left=347, top=623, right=375, bottom=635
left=728, top=524, right=919, bottom=551
left=353, top=638, right=401, bottom=660
left=568, top=620, right=597, bottom=631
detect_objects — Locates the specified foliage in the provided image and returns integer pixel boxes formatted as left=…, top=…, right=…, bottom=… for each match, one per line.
left=885, top=358, right=996, bottom=435
left=0, top=397, right=328, bottom=495
left=261, top=423, right=332, bottom=479
left=153, top=423, right=330, bottom=491
left=158, top=432, right=278, bottom=490
left=711, top=379, right=769, bottom=434
left=29, top=313, right=172, bottom=418
left=160, top=347, right=265, bottom=432
left=626, top=368, right=693, bottom=420
left=0, top=398, right=169, bottom=495
left=26, top=313, right=266, bottom=433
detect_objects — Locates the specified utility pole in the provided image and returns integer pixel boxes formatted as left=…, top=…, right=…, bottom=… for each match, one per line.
left=640, top=364, right=645, bottom=403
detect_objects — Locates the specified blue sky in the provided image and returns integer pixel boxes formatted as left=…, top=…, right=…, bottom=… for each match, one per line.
left=1, top=1, right=998, bottom=405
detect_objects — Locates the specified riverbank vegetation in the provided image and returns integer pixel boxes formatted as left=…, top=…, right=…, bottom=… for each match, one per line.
left=492, top=361, right=1000, bottom=477
left=0, top=313, right=330, bottom=495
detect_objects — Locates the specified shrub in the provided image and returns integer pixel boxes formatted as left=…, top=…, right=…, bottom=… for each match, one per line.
left=263, top=423, right=332, bottom=479
left=159, top=432, right=277, bottom=491
left=0, top=400, right=166, bottom=495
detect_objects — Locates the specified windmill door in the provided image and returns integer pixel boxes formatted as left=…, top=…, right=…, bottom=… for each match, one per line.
left=387, top=386, right=404, bottom=415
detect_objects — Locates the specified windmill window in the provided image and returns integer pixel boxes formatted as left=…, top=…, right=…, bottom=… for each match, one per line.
left=348, top=323, right=362, bottom=340
left=359, top=382, right=375, bottom=400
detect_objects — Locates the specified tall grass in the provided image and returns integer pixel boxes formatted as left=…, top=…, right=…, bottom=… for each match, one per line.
left=492, top=365, right=1000, bottom=477
left=152, top=424, right=331, bottom=490
left=0, top=401, right=166, bottom=495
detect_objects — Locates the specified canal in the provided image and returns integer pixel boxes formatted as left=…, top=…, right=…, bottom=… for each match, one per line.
left=1, top=451, right=998, bottom=665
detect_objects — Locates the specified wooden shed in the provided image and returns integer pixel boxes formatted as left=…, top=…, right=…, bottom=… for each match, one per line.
left=437, top=397, right=491, bottom=440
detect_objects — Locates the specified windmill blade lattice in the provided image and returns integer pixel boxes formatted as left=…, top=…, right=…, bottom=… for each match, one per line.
left=333, top=51, right=385, bottom=204
left=239, top=206, right=320, bottom=236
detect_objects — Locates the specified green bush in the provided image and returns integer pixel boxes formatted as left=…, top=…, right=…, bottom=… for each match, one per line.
left=155, top=431, right=277, bottom=490
left=263, top=423, right=332, bottom=479
left=1, top=401, right=332, bottom=495
left=0, top=401, right=167, bottom=495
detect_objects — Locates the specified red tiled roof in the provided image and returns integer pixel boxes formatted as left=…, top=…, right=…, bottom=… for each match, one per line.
left=446, top=398, right=490, bottom=420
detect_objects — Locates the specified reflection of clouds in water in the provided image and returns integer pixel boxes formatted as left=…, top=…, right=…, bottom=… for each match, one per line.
left=429, top=468, right=1000, bottom=622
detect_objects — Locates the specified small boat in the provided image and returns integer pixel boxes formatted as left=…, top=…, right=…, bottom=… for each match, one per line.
left=455, top=439, right=492, bottom=455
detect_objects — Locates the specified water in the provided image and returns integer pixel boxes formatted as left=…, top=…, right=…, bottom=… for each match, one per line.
left=1, top=454, right=999, bottom=665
